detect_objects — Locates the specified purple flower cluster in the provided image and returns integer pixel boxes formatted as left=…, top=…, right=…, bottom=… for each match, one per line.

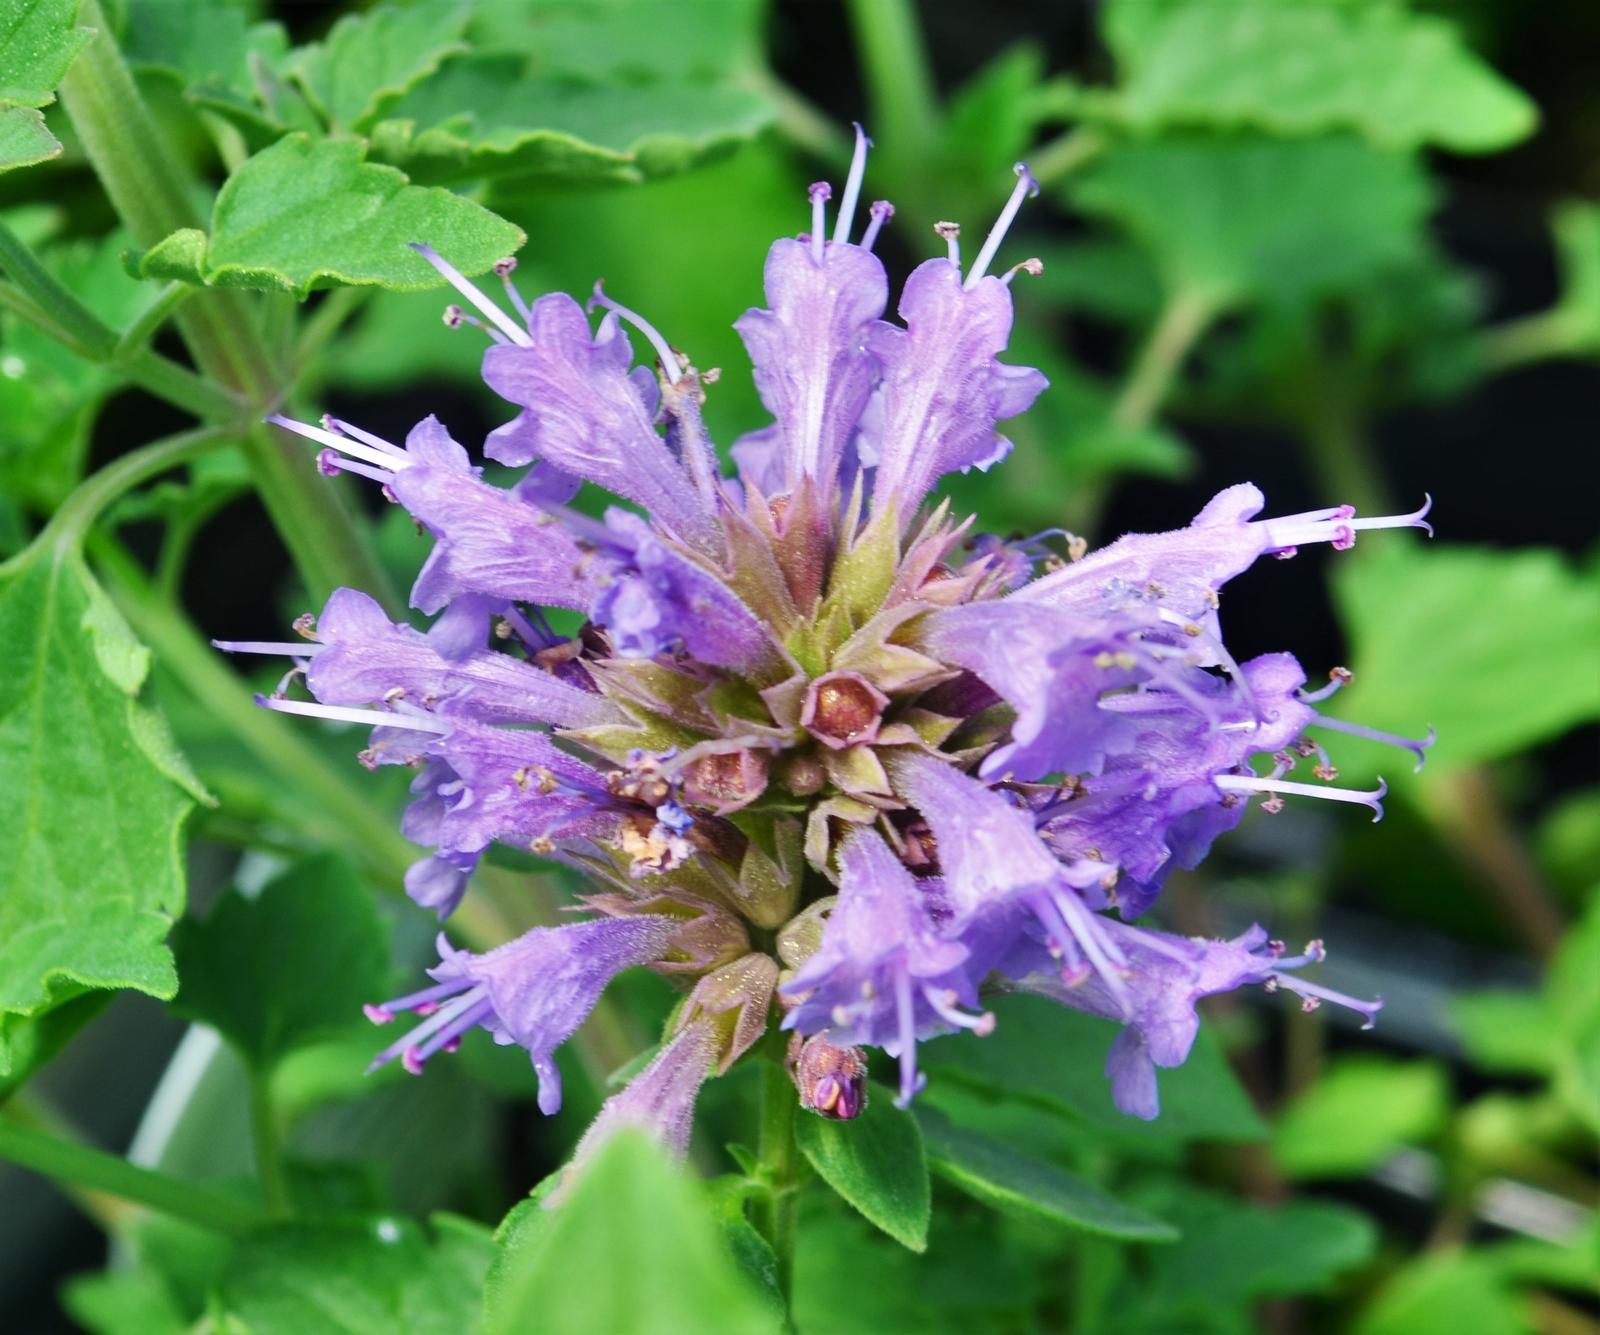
left=224, top=128, right=1431, bottom=1152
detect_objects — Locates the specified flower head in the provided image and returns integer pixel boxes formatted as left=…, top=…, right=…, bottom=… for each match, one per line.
left=225, top=126, right=1427, bottom=1138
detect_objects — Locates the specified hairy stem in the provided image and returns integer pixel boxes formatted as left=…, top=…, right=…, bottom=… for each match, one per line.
left=59, top=0, right=397, bottom=609
left=0, top=1110, right=270, bottom=1236
left=755, top=1057, right=801, bottom=1311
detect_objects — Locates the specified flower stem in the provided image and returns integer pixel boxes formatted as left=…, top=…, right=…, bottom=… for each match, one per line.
left=1110, top=287, right=1218, bottom=432
left=0, top=1110, right=270, bottom=1236
left=755, top=1056, right=801, bottom=1311
left=249, top=1068, right=290, bottom=1217
left=58, top=0, right=398, bottom=610
left=0, top=224, right=242, bottom=423
left=1029, top=126, right=1108, bottom=189
left=17, top=426, right=234, bottom=567
left=844, top=0, right=938, bottom=158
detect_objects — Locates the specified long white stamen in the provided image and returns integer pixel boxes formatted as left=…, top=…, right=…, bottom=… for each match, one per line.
left=808, top=182, right=831, bottom=264
left=254, top=694, right=449, bottom=733
left=213, top=640, right=324, bottom=657
left=319, top=452, right=395, bottom=486
left=1270, top=973, right=1383, bottom=1030
left=408, top=242, right=531, bottom=345
left=589, top=281, right=681, bottom=385
left=267, top=414, right=404, bottom=473
left=965, top=162, right=1038, bottom=290
left=1214, top=773, right=1388, bottom=821
left=860, top=200, right=894, bottom=253
left=323, top=415, right=405, bottom=458
left=833, top=123, right=872, bottom=244
left=1260, top=496, right=1434, bottom=552
left=922, top=984, right=995, bottom=1035
left=1313, top=716, right=1435, bottom=772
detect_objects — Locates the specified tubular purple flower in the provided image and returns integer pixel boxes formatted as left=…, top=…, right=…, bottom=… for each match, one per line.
left=1010, top=922, right=1382, bottom=1119
left=782, top=828, right=984, bottom=1106
left=364, top=915, right=677, bottom=1113
left=231, top=135, right=1428, bottom=1138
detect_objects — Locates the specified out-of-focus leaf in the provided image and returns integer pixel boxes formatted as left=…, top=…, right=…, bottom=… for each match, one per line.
left=122, top=0, right=288, bottom=100
left=1101, top=0, right=1537, bottom=153
left=0, top=992, right=109, bottom=1100
left=1548, top=891, right=1600, bottom=1133
left=1071, top=132, right=1432, bottom=311
left=1128, top=1188, right=1378, bottom=1322
left=468, top=0, right=766, bottom=84
left=170, top=853, right=388, bottom=1072
left=706, top=1175, right=784, bottom=1319
left=1274, top=1055, right=1449, bottom=1180
left=1537, top=788, right=1600, bottom=903
left=795, top=1089, right=930, bottom=1252
left=217, top=1214, right=492, bottom=1333
left=916, top=1106, right=1176, bottom=1240
left=1335, top=543, right=1600, bottom=775
left=0, top=104, right=58, bottom=172
left=484, top=1131, right=778, bottom=1335
left=792, top=1190, right=1048, bottom=1335
left=375, top=52, right=772, bottom=186
left=61, top=1269, right=187, bottom=1335
left=934, top=43, right=1060, bottom=193
left=1451, top=991, right=1559, bottom=1076
left=1353, top=1249, right=1530, bottom=1335
left=0, top=548, right=192, bottom=1071
left=928, top=993, right=1268, bottom=1147
left=0, top=0, right=90, bottom=108
left=0, top=226, right=154, bottom=508
left=287, top=2, right=469, bottom=133
left=1485, top=1221, right=1600, bottom=1296
left=132, top=134, right=525, bottom=297
left=1029, top=238, right=1163, bottom=325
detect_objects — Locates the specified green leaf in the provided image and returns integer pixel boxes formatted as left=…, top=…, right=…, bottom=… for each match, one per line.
left=0, top=225, right=153, bottom=508
left=170, top=852, right=388, bottom=1072
left=0, top=548, right=191, bottom=1066
left=61, top=1267, right=188, bottom=1335
left=795, top=1087, right=930, bottom=1252
left=134, top=133, right=526, bottom=297
left=1353, top=1250, right=1530, bottom=1335
left=1451, top=990, right=1559, bottom=1076
left=1135, top=1188, right=1378, bottom=1318
left=122, top=0, right=289, bottom=102
left=1102, top=0, right=1537, bottom=153
left=1548, top=891, right=1600, bottom=1133
left=928, top=993, right=1268, bottom=1146
left=1335, top=543, right=1600, bottom=775
left=288, top=2, right=469, bottom=133
left=1273, top=1055, right=1449, bottom=1180
left=916, top=1106, right=1177, bottom=1241
left=1071, top=132, right=1432, bottom=311
left=0, top=104, right=58, bottom=173
left=468, top=0, right=767, bottom=85
left=375, top=52, right=773, bottom=186
left=217, top=1214, right=493, bottom=1333
left=485, top=1132, right=778, bottom=1335
left=0, top=0, right=90, bottom=108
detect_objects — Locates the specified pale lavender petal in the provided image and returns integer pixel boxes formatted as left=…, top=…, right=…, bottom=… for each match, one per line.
left=734, top=238, right=888, bottom=489
left=868, top=261, right=1045, bottom=517
left=481, top=293, right=712, bottom=543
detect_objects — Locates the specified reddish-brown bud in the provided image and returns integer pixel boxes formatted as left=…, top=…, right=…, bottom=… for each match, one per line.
left=789, top=1032, right=868, bottom=1120
left=683, top=747, right=769, bottom=814
left=801, top=671, right=889, bottom=750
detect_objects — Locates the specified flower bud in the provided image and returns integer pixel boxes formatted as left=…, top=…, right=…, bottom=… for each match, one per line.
left=802, top=670, right=890, bottom=750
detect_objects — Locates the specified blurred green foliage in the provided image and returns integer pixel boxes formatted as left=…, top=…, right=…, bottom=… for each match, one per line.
left=0, top=0, right=1595, bottom=1331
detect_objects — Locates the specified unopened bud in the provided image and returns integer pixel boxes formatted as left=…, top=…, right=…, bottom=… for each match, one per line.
left=791, top=1032, right=868, bottom=1120
left=802, top=671, right=890, bottom=750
